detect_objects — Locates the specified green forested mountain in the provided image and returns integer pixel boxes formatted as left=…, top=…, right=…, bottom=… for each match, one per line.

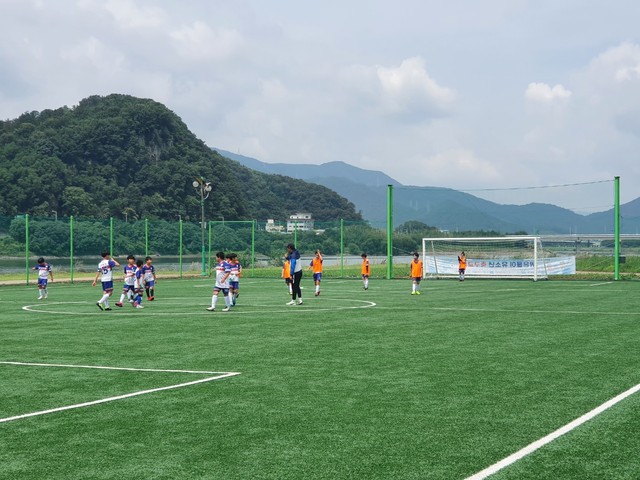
left=0, top=94, right=361, bottom=222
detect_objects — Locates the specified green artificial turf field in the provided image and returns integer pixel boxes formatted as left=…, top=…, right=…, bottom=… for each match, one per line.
left=1, top=277, right=639, bottom=479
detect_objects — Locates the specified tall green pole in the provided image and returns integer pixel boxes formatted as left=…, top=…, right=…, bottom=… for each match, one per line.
left=614, top=176, right=620, bottom=281
left=179, top=218, right=183, bottom=279
left=340, top=219, right=344, bottom=278
left=70, top=216, right=74, bottom=284
left=25, top=213, right=29, bottom=286
left=387, top=184, right=393, bottom=279
left=145, top=218, right=149, bottom=257
left=208, top=221, right=212, bottom=276
left=201, top=195, right=206, bottom=276
left=251, top=220, right=256, bottom=277
left=109, top=217, right=114, bottom=256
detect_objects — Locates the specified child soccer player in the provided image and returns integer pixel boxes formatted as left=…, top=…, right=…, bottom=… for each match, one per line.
left=33, top=257, right=53, bottom=299
left=361, top=253, right=370, bottom=290
left=133, top=259, right=145, bottom=309
left=142, top=256, right=156, bottom=301
left=410, top=252, right=423, bottom=295
left=308, top=249, right=323, bottom=296
left=282, top=257, right=293, bottom=296
left=92, top=251, right=120, bottom=310
left=227, top=253, right=242, bottom=306
left=115, top=255, right=136, bottom=307
left=458, top=251, right=467, bottom=282
left=206, top=252, right=232, bottom=312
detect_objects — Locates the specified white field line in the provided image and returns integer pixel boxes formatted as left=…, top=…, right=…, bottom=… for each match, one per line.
left=433, top=307, right=639, bottom=317
left=465, top=382, right=640, bottom=480
left=0, top=362, right=240, bottom=424
left=589, top=281, right=614, bottom=287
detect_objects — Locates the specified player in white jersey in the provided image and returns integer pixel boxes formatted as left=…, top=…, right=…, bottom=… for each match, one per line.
left=206, top=252, right=232, bottom=312
left=133, top=259, right=145, bottom=309
left=115, top=255, right=137, bottom=307
left=33, top=257, right=54, bottom=299
left=227, top=253, right=241, bottom=306
left=91, top=250, right=120, bottom=311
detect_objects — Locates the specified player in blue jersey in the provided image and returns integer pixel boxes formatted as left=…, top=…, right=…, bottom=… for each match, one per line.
left=92, top=251, right=120, bottom=311
left=115, top=255, right=137, bottom=307
left=286, top=243, right=303, bottom=305
left=32, top=257, right=54, bottom=300
left=142, top=256, right=156, bottom=301
left=206, top=252, right=232, bottom=312
left=133, top=259, right=145, bottom=309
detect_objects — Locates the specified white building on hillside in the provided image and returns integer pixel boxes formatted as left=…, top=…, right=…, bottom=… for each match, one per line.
left=287, top=213, right=314, bottom=233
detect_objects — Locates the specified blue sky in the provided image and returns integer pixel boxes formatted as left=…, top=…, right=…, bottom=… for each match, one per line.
left=2, top=0, right=640, bottom=211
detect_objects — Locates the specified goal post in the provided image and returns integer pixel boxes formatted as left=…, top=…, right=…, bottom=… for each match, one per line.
left=421, top=236, right=550, bottom=280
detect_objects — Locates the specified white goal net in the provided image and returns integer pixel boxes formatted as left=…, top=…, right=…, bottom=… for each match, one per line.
left=421, top=236, right=574, bottom=280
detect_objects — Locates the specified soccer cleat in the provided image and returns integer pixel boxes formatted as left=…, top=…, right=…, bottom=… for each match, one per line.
left=115, top=302, right=123, bottom=307
left=222, top=306, right=231, bottom=312
left=105, top=307, right=112, bottom=311
left=38, top=296, right=43, bottom=300
left=206, top=306, right=215, bottom=311
left=297, top=299, right=303, bottom=305
left=148, top=296, right=154, bottom=301
left=96, top=302, right=105, bottom=311
left=416, top=291, right=421, bottom=295
left=44, top=294, right=48, bottom=299
left=286, top=300, right=296, bottom=306
left=136, top=304, right=144, bottom=309
left=411, top=292, right=416, bottom=295
left=133, top=301, right=139, bottom=308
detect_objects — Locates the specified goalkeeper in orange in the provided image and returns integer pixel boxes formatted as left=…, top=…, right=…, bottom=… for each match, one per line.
left=458, top=251, right=467, bottom=282
left=410, top=252, right=423, bottom=295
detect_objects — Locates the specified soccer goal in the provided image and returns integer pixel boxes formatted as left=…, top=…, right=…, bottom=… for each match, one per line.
left=421, top=236, right=549, bottom=280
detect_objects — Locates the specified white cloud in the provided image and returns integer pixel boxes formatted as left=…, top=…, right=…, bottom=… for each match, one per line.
left=524, top=82, right=572, bottom=103
left=341, top=57, right=455, bottom=120
left=169, top=21, right=244, bottom=61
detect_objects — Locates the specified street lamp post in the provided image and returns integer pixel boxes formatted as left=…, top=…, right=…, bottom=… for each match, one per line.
left=193, top=177, right=212, bottom=276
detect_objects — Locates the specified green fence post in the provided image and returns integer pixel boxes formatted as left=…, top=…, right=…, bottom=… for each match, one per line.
left=145, top=218, right=149, bottom=257
left=25, top=213, right=29, bottom=286
left=251, top=220, right=256, bottom=278
left=70, top=216, right=74, bottom=284
left=614, top=176, right=620, bottom=281
left=208, top=221, right=212, bottom=276
left=387, top=185, right=394, bottom=279
left=179, top=218, right=183, bottom=279
left=340, top=219, right=344, bottom=278
left=109, top=217, right=114, bottom=256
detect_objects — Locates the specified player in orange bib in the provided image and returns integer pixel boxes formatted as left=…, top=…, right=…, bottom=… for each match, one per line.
left=361, top=253, right=370, bottom=290
left=308, top=249, right=323, bottom=296
left=282, top=258, right=293, bottom=296
left=410, top=252, right=423, bottom=295
left=458, top=251, right=467, bottom=282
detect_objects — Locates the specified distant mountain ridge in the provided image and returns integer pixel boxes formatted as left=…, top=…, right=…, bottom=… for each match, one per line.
left=216, top=148, right=640, bottom=234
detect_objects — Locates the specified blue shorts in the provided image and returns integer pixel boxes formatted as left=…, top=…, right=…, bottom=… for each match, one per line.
left=37, top=278, right=48, bottom=288
left=101, top=281, right=114, bottom=292
left=230, top=281, right=239, bottom=289
left=145, top=280, right=155, bottom=288
left=313, top=273, right=322, bottom=282
left=213, top=287, right=229, bottom=295
left=122, top=285, right=135, bottom=292
left=412, top=277, right=421, bottom=284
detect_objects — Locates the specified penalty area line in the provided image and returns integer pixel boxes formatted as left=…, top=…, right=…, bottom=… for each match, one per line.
left=465, top=382, right=640, bottom=480
left=0, top=362, right=240, bottom=424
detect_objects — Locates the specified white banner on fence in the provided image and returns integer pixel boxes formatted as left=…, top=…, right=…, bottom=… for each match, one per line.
left=425, top=257, right=576, bottom=276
